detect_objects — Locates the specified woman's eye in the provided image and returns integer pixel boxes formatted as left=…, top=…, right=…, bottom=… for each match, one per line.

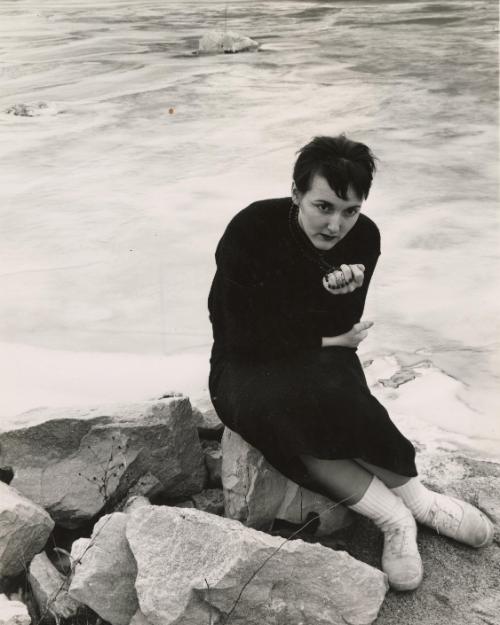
left=345, top=208, right=358, bottom=217
left=317, top=204, right=330, bottom=212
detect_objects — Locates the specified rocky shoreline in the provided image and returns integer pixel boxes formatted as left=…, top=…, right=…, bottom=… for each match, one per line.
left=0, top=362, right=499, bottom=625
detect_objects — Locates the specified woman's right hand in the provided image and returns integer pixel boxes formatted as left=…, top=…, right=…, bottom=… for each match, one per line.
left=321, top=321, right=374, bottom=349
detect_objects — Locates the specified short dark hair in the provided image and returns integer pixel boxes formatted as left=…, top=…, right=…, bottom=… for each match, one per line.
left=293, top=135, right=377, bottom=200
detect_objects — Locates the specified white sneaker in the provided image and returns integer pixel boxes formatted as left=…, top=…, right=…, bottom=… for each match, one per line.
left=381, top=512, right=424, bottom=592
left=424, top=493, right=494, bottom=548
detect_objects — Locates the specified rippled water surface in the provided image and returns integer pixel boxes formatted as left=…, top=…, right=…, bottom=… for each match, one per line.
left=0, top=1, right=498, bottom=452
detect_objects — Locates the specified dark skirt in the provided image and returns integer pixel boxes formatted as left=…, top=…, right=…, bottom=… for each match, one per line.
left=209, top=346, right=417, bottom=494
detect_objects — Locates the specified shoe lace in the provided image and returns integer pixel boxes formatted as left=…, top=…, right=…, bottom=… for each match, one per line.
left=427, top=500, right=461, bottom=536
left=386, top=524, right=412, bottom=556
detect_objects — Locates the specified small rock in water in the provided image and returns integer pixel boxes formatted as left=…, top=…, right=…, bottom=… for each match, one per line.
left=198, top=30, right=259, bottom=54
left=378, top=368, right=418, bottom=388
left=5, top=102, right=60, bottom=117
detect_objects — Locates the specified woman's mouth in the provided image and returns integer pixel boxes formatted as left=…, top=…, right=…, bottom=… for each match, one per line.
left=319, top=233, right=337, bottom=241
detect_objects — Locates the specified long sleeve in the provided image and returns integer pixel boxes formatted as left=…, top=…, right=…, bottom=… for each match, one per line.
left=208, top=220, right=321, bottom=362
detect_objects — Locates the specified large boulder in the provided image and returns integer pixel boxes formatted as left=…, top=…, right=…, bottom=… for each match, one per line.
left=0, top=398, right=206, bottom=527
left=0, top=595, right=31, bottom=625
left=126, top=505, right=387, bottom=625
left=222, top=428, right=351, bottom=535
left=0, top=482, right=54, bottom=577
left=69, top=513, right=138, bottom=625
left=28, top=552, right=81, bottom=621
left=198, top=30, right=259, bottom=54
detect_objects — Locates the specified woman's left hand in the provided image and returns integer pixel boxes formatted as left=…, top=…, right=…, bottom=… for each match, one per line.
left=323, top=264, right=365, bottom=295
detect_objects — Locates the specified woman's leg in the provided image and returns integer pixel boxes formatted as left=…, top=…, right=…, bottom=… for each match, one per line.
left=355, top=459, right=411, bottom=488
left=356, top=459, right=493, bottom=548
left=299, top=456, right=372, bottom=504
left=300, top=454, right=423, bottom=591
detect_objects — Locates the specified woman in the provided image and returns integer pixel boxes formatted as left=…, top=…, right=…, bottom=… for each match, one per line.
left=207, top=135, right=493, bottom=591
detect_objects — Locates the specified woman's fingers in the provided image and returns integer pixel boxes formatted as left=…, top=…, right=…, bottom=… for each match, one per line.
left=323, top=264, right=366, bottom=295
left=351, top=264, right=365, bottom=286
left=353, top=320, right=374, bottom=333
left=340, top=264, right=353, bottom=285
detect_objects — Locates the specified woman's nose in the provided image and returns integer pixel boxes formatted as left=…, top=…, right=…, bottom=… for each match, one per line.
left=326, top=213, right=341, bottom=234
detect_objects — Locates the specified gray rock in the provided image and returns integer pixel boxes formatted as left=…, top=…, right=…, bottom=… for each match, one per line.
left=0, top=398, right=206, bottom=527
left=378, top=369, right=418, bottom=388
left=222, top=428, right=351, bottom=535
left=191, top=394, right=224, bottom=439
left=130, top=610, right=153, bottom=625
left=0, top=595, right=31, bottom=625
left=28, top=552, right=81, bottom=621
left=201, top=439, right=222, bottom=487
left=471, top=591, right=500, bottom=625
left=69, top=513, right=138, bottom=625
left=69, top=538, right=91, bottom=565
left=191, top=489, right=224, bottom=516
left=175, top=501, right=195, bottom=509
left=276, top=481, right=352, bottom=537
left=126, top=505, right=387, bottom=625
left=121, top=495, right=150, bottom=514
left=4, top=102, right=58, bottom=117
left=198, top=30, right=259, bottom=54
left=0, top=482, right=54, bottom=577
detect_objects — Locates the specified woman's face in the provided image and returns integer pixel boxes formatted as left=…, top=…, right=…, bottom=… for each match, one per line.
left=293, top=174, right=363, bottom=251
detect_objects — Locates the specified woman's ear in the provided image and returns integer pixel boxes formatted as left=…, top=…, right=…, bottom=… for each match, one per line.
left=291, top=182, right=299, bottom=206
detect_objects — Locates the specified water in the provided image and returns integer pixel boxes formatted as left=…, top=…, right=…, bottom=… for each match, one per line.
left=0, top=1, right=498, bottom=456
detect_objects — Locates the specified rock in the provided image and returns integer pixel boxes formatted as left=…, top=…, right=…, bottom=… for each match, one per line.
left=198, top=30, right=259, bottom=54
left=122, top=472, right=164, bottom=500
left=121, top=495, right=150, bottom=514
left=276, top=480, right=352, bottom=537
left=4, top=102, right=60, bottom=117
left=28, top=552, right=81, bottom=621
left=191, top=394, right=224, bottom=440
left=175, top=501, right=195, bottom=509
left=130, top=610, right=153, bottom=625
left=0, top=398, right=206, bottom=527
left=126, top=505, right=387, bottom=625
left=191, top=489, right=224, bottom=516
left=378, top=369, right=418, bottom=388
left=69, top=538, right=91, bottom=565
left=222, top=428, right=351, bottom=535
left=0, top=482, right=54, bottom=577
left=69, top=513, right=138, bottom=625
left=201, top=439, right=222, bottom=486
left=0, top=595, right=31, bottom=625
left=471, top=591, right=500, bottom=625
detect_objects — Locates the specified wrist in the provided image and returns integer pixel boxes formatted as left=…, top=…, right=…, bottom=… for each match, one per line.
left=321, top=335, right=345, bottom=348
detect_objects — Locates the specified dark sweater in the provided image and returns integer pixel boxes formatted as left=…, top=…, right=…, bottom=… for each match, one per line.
left=208, top=197, right=381, bottom=365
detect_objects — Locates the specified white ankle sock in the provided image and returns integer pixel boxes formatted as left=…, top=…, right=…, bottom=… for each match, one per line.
left=391, top=477, right=436, bottom=522
left=349, top=475, right=412, bottom=530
